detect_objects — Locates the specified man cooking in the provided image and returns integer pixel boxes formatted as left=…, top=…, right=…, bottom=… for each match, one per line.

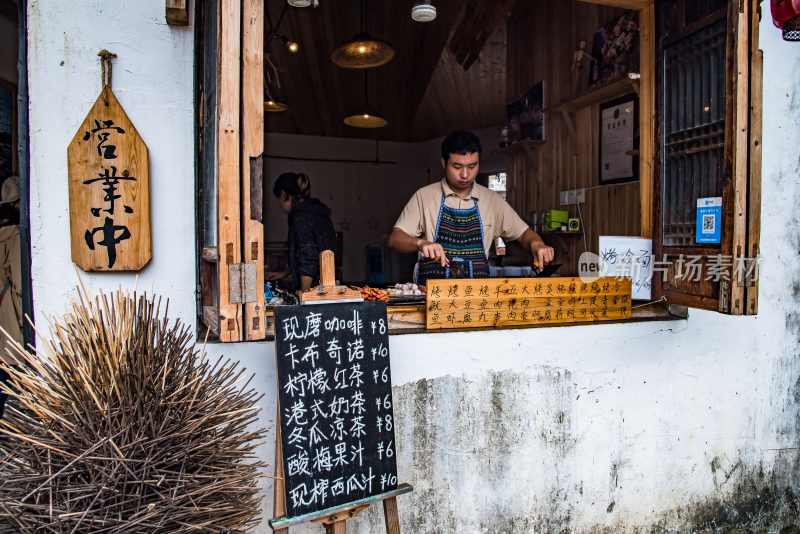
left=388, top=130, right=554, bottom=284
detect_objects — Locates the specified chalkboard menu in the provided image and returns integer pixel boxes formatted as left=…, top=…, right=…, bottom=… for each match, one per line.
left=275, top=301, right=398, bottom=518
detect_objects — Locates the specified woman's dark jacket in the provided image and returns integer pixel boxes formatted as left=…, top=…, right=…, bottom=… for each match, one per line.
left=287, top=198, right=338, bottom=290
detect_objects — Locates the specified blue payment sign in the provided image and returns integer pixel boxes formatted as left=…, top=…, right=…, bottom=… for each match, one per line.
left=696, top=197, right=722, bottom=244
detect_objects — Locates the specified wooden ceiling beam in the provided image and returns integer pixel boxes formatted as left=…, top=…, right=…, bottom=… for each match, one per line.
left=448, top=0, right=518, bottom=71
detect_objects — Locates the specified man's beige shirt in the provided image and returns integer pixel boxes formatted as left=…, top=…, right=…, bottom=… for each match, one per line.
left=0, top=225, right=22, bottom=365
left=394, top=179, right=529, bottom=256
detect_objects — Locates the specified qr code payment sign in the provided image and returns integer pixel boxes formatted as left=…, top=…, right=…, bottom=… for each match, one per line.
left=702, top=214, right=715, bottom=233
left=696, top=197, right=722, bottom=244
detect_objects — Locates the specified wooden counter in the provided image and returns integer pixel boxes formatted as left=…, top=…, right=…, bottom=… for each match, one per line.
left=264, top=300, right=683, bottom=339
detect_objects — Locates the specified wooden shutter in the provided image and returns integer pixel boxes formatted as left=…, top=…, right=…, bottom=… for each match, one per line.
left=652, top=0, right=761, bottom=315
left=200, top=0, right=265, bottom=342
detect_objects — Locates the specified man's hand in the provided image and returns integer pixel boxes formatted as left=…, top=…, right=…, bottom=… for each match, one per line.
left=518, top=228, right=554, bottom=268
left=531, top=241, right=555, bottom=268
left=388, top=228, right=449, bottom=267
left=417, top=239, right=449, bottom=267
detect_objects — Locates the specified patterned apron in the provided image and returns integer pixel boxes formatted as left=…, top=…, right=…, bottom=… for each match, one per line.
left=415, top=193, right=490, bottom=285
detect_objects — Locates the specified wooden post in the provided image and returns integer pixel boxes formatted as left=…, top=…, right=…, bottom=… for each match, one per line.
left=273, top=403, right=287, bottom=534
left=638, top=2, right=655, bottom=239
left=242, top=0, right=266, bottom=340
left=746, top=0, right=762, bottom=315
left=325, top=522, right=346, bottom=534
left=319, top=250, right=336, bottom=287
left=217, top=0, right=242, bottom=341
left=299, top=251, right=362, bottom=304
left=726, top=0, right=751, bottom=315
left=383, top=497, right=401, bottom=534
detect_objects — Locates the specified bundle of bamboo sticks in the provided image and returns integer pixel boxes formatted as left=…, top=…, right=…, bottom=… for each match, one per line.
left=0, top=287, right=266, bottom=533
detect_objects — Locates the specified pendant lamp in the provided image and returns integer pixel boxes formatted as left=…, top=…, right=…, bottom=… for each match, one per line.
left=264, top=98, right=289, bottom=112
left=264, top=58, right=288, bottom=112
left=344, top=72, right=387, bottom=128
left=331, top=0, right=395, bottom=69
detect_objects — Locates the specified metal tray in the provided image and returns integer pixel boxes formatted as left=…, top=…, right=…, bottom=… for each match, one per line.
left=387, top=294, right=427, bottom=305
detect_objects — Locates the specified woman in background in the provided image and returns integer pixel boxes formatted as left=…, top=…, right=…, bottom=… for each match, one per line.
left=269, top=172, right=338, bottom=292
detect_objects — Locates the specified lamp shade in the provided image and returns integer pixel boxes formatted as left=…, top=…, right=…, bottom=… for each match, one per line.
left=331, top=33, right=395, bottom=69
left=264, top=99, right=288, bottom=112
left=344, top=102, right=387, bottom=128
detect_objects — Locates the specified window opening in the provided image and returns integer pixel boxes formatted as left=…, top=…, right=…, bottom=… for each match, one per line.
left=487, top=172, right=507, bottom=200
left=661, top=18, right=727, bottom=246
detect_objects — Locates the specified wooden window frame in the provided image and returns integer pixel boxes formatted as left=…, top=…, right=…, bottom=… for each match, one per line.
left=196, top=0, right=762, bottom=342
left=651, top=0, right=761, bottom=315
left=197, top=0, right=266, bottom=342
left=583, top=0, right=761, bottom=316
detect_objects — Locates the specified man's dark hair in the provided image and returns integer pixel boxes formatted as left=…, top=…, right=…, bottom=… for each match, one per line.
left=441, top=130, right=481, bottom=162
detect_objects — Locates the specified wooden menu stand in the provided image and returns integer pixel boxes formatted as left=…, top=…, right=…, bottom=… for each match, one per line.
left=299, top=250, right=362, bottom=305
left=271, top=250, right=412, bottom=533
left=270, top=483, right=412, bottom=533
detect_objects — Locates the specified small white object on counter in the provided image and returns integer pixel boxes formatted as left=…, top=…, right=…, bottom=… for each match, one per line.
left=392, top=283, right=422, bottom=296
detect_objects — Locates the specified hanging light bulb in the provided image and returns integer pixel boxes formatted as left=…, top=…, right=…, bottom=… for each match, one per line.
left=287, top=40, right=299, bottom=53
left=411, top=1, right=437, bottom=22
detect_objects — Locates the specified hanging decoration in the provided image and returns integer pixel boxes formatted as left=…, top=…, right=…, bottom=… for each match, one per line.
left=771, top=0, right=800, bottom=41
left=67, top=50, right=151, bottom=271
left=264, top=54, right=289, bottom=112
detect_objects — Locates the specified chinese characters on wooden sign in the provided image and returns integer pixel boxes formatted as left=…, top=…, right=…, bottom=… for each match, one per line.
left=67, top=88, right=151, bottom=271
left=425, top=277, right=632, bottom=330
left=274, top=301, right=398, bottom=518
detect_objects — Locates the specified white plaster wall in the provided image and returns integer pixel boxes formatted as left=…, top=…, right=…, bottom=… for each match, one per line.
left=25, top=1, right=800, bottom=532
left=27, top=0, right=196, bottom=321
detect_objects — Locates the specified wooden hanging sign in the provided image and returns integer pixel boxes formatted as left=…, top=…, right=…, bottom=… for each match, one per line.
left=425, top=276, right=632, bottom=330
left=67, top=58, right=151, bottom=271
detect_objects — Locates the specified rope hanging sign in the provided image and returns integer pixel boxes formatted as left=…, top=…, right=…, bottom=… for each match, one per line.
left=67, top=50, right=151, bottom=271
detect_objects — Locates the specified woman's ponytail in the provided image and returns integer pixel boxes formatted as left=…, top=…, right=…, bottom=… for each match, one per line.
left=296, top=173, right=311, bottom=200
left=273, top=171, right=312, bottom=206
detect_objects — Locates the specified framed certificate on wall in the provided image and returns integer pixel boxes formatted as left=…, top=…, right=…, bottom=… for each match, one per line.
left=599, top=94, right=638, bottom=184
